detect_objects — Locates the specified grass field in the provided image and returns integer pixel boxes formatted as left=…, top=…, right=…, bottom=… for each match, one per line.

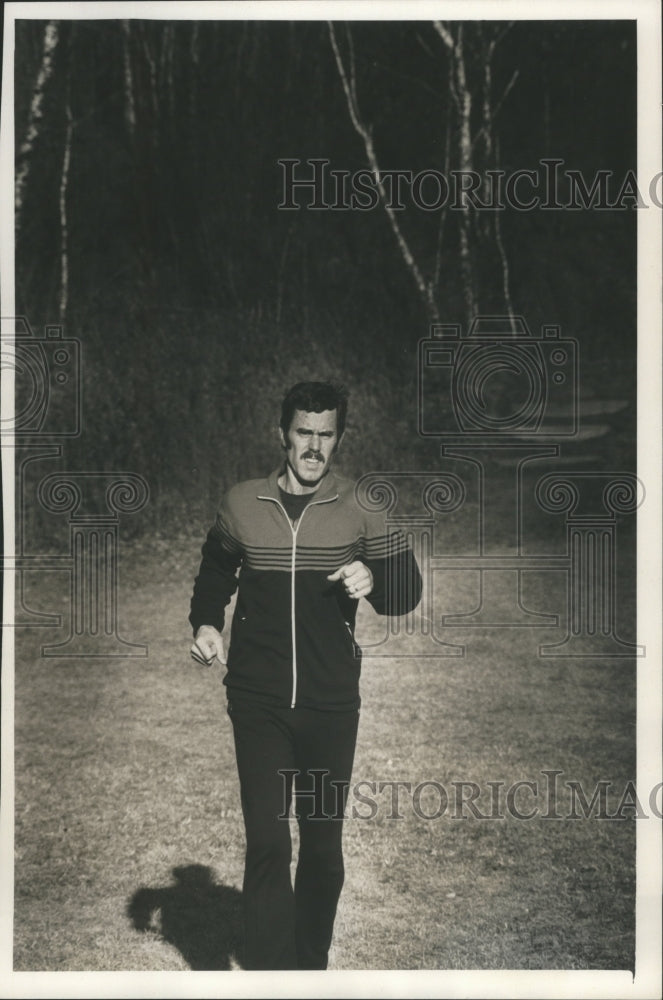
left=12, top=515, right=637, bottom=973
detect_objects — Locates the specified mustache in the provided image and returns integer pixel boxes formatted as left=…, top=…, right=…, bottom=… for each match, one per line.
left=302, top=451, right=323, bottom=461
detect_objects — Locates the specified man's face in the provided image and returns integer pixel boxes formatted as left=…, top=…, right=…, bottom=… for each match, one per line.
left=279, top=408, right=341, bottom=489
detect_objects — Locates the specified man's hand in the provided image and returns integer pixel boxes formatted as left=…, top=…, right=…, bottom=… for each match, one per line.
left=327, top=561, right=374, bottom=600
left=191, top=625, right=226, bottom=667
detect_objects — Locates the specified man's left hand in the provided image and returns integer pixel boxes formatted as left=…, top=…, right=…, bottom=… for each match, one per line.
left=327, top=561, right=374, bottom=599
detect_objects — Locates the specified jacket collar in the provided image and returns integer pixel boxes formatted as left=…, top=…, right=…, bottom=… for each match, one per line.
left=260, top=464, right=340, bottom=502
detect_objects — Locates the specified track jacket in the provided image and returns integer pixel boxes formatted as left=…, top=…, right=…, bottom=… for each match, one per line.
left=189, top=466, right=422, bottom=711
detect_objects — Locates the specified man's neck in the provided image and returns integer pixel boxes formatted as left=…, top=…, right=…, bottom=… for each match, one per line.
left=279, top=466, right=324, bottom=496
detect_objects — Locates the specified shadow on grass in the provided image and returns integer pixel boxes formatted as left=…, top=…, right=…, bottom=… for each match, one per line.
left=127, top=864, right=243, bottom=970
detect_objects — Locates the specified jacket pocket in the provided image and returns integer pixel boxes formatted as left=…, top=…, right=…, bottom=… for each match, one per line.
left=344, top=621, right=360, bottom=661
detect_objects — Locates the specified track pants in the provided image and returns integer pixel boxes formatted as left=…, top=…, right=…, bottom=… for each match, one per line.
left=227, top=698, right=359, bottom=970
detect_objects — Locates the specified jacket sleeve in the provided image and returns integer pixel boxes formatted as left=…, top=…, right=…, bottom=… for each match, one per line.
left=189, top=496, right=243, bottom=634
left=361, top=514, right=422, bottom=617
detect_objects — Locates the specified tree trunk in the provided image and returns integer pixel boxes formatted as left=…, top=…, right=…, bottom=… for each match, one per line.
left=15, top=20, right=60, bottom=231
left=59, top=102, right=73, bottom=324
left=453, top=25, right=478, bottom=327
left=329, top=22, right=440, bottom=323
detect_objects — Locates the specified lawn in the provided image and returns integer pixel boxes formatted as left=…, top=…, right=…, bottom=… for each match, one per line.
left=11, top=517, right=638, bottom=975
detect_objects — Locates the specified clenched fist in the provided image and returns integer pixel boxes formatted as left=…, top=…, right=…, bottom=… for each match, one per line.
left=327, top=561, right=374, bottom=600
left=191, top=625, right=226, bottom=667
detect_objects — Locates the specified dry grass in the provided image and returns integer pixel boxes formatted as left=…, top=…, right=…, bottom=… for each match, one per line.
left=13, top=522, right=636, bottom=972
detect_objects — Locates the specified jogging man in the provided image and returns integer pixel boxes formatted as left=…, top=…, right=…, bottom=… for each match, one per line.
left=189, top=381, right=422, bottom=970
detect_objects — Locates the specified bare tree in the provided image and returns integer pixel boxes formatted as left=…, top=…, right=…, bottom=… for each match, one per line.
left=328, top=22, right=440, bottom=323
left=330, top=20, right=519, bottom=329
left=58, top=100, right=73, bottom=323
left=476, top=25, right=519, bottom=330
left=15, top=20, right=60, bottom=231
left=121, top=20, right=136, bottom=137
left=433, top=21, right=477, bottom=324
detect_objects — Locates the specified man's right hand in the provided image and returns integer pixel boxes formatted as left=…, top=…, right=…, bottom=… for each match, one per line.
left=191, top=625, right=226, bottom=667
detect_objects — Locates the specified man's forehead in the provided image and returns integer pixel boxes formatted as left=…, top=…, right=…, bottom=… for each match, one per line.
left=291, top=408, right=338, bottom=430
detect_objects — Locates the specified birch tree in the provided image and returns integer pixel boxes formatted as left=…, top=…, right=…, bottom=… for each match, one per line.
left=329, top=20, right=518, bottom=329
left=328, top=22, right=440, bottom=323
left=15, top=20, right=60, bottom=231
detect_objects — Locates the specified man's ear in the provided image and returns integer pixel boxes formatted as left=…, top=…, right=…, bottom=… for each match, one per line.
left=278, top=425, right=287, bottom=449
left=335, top=431, right=345, bottom=452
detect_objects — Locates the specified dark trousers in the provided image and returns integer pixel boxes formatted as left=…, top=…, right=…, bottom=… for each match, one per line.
left=227, top=698, right=359, bottom=970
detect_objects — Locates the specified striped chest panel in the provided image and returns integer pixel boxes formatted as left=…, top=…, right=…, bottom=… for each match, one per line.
left=248, top=494, right=359, bottom=571
left=241, top=536, right=410, bottom=572
left=243, top=539, right=364, bottom=572
left=212, top=477, right=411, bottom=572
left=224, top=536, right=411, bottom=577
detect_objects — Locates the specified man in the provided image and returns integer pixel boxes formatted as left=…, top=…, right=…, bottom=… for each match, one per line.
left=189, top=381, right=421, bottom=970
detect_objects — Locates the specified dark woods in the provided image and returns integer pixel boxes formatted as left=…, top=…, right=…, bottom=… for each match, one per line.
left=14, top=19, right=636, bottom=534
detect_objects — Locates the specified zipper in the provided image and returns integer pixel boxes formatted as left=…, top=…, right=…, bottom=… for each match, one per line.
left=258, top=492, right=338, bottom=707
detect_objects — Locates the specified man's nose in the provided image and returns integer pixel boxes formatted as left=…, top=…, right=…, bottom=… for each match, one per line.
left=310, top=432, right=321, bottom=451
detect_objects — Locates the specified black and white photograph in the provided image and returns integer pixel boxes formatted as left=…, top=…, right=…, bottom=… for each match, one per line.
left=1, top=1, right=661, bottom=996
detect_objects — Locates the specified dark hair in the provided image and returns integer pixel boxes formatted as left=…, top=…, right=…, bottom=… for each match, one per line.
left=280, top=381, right=349, bottom=438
